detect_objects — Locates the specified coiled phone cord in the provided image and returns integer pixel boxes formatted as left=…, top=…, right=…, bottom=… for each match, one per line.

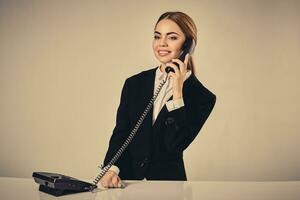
left=90, top=76, right=168, bottom=191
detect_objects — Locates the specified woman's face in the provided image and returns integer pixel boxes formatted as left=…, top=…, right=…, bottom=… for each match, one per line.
left=153, top=19, right=186, bottom=65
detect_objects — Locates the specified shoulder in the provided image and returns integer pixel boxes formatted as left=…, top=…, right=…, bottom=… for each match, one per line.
left=184, top=74, right=216, bottom=105
left=127, top=67, right=156, bottom=81
left=124, top=67, right=157, bottom=85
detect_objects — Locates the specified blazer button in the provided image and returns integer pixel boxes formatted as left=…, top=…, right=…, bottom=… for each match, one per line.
left=165, top=117, right=175, bottom=125
left=140, top=157, right=149, bottom=168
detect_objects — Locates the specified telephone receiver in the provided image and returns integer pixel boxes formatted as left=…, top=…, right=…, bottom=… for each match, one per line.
left=165, top=37, right=195, bottom=73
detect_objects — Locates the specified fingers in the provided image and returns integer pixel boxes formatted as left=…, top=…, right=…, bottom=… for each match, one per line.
left=111, top=175, right=119, bottom=188
left=166, top=60, right=188, bottom=80
left=169, top=59, right=184, bottom=73
left=100, top=175, right=110, bottom=188
left=116, top=176, right=124, bottom=188
left=170, top=54, right=189, bottom=74
left=100, top=171, right=122, bottom=189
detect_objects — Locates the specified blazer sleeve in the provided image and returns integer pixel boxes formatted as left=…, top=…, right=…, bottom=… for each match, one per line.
left=163, top=90, right=216, bottom=153
left=103, top=79, right=133, bottom=176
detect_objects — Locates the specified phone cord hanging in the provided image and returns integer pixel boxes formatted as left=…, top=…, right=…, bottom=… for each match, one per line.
left=90, top=76, right=168, bottom=191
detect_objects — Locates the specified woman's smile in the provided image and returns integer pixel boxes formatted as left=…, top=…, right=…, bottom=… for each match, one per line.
left=157, top=50, right=171, bottom=56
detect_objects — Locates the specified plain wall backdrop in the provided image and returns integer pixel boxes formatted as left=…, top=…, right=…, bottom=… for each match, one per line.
left=0, top=0, right=299, bottom=181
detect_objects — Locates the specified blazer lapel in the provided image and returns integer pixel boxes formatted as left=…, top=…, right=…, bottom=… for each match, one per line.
left=152, top=95, right=172, bottom=130
left=140, top=67, right=157, bottom=135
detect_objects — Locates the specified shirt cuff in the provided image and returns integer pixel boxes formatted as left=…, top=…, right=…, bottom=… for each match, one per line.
left=166, top=98, right=184, bottom=112
left=108, top=165, right=120, bottom=175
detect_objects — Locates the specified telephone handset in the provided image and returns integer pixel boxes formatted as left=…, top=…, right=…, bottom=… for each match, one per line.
left=32, top=38, right=195, bottom=197
left=165, top=37, right=195, bottom=73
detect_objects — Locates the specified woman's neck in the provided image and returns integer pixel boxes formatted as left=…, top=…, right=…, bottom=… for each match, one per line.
left=159, top=63, right=167, bottom=73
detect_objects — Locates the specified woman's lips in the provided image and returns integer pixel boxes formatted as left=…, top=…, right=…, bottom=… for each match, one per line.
left=158, top=50, right=171, bottom=56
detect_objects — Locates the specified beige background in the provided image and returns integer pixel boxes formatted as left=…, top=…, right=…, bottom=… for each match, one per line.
left=0, top=0, right=299, bottom=181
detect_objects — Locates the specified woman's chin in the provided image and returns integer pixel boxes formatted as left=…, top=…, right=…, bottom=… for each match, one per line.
left=155, top=54, right=178, bottom=64
left=158, top=58, right=172, bottom=64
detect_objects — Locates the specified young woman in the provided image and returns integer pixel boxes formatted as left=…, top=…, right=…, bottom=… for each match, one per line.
left=100, top=11, right=216, bottom=188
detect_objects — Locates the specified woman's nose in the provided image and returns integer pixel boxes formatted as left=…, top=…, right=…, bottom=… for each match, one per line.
left=159, top=38, right=168, bottom=46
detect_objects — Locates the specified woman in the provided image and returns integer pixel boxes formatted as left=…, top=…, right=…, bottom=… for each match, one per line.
left=100, top=11, right=216, bottom=188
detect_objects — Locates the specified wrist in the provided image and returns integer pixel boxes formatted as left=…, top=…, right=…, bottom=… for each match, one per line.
left=173, top=91, right=183, bottom=100
left=108, top=165, right=120, bottom=175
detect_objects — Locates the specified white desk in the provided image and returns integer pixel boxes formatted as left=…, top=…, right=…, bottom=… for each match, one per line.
left=1, top=177, right=300, bottom=200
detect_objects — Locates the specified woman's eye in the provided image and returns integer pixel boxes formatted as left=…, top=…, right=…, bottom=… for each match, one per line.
left=169, top=36, right=178, bottom=40
left=154, top=35, right=160, bottom=39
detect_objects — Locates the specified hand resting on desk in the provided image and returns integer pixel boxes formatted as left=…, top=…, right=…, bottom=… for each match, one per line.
left=100, top=170, right=123, bottom=188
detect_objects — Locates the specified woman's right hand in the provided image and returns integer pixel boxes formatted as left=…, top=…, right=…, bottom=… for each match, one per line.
left=100, top=170, right=122, bottom=188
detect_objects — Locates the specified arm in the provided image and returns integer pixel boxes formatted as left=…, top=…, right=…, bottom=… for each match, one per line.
left=163, top=93, right=216, bottom=152
left=163, top=55, right=216, bottom=153
left=103, top=79, right=133, bottom=180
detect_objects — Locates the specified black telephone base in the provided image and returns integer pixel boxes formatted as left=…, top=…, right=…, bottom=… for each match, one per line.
left=38, top=185, right=85, bottom=197
left=33, top=172, right=96, bottom=196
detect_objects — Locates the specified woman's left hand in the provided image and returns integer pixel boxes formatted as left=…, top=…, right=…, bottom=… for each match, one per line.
left=166, top=54, right=190, bottom=100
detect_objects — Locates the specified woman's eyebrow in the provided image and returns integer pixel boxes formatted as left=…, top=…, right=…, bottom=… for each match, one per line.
left=154, top=31, right=179, bottom=35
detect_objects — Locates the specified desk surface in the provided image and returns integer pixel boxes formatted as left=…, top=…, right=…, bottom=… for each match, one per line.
left=1, top=177, right=300, bottom=200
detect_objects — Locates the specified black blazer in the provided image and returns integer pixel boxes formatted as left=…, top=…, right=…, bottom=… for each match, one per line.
left=103, top=67, right=216, bottom=180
